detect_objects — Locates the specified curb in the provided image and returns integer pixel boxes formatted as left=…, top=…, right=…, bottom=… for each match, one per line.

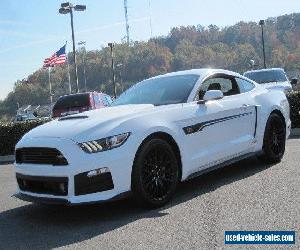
left=0, top=155, right=14, bottom=165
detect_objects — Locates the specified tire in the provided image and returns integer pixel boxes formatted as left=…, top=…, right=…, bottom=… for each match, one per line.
left=131, top=138, right=180, bottom=208
left=259, top=113, right=286, bottom=163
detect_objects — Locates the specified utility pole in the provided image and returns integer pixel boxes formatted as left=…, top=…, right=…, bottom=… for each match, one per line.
left=16, top=102, right=20, bottom=115
left=124, top=0, right=130, bottom=44
left=108, top=43, right=116, bottom=98
left=116, top=63, right=123, bottom=92
left=78, top=41, right=87, bottom=92
left=259, top=20, right=267, bottom=69
left=148, top=0, right=153, bottom=37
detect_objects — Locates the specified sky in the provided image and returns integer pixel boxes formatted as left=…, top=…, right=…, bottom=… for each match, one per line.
left=0, top=0, right=300, bottom=100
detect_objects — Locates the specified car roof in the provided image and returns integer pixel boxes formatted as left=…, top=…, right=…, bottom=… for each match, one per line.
left=244, top=68, right=285, bottom=75
left=150, top=68, right=243, bottom=79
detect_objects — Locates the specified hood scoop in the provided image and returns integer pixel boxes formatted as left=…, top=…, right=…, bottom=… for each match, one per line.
left=59, top=115, right=89, bottom=121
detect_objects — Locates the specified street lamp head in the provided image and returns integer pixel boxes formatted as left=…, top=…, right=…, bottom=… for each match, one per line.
left=61, top=2, right=72, bottom=8
left=74, top=5, right=86, bottom=11
left=259, top=20, right=265, bottom=26
left=59, top=7, right=70, bottom=14
left=60, top=2, right=85, bottom=12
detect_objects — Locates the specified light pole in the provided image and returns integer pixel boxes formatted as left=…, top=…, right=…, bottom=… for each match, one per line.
left=59, top=2, right=86, bottom=93
left=17, top=102, right=20, bottom=115
left=116, top=63, right=123, bottom=92
left=108, top=43, right=116, bottom=98
left=78, top=41, right=87, bottom=92
left=259, top=20, right=267, bottom=69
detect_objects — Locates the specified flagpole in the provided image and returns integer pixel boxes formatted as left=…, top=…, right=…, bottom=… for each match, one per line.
left=66, top=41, right=72, bottom=94
left=48, top=67, right=53, bottom=106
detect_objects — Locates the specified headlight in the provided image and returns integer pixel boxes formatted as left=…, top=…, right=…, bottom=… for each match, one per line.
left=78, top=132, right=131, bottom=153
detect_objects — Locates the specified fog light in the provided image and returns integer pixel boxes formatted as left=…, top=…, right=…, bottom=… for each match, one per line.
left=87, top=167, right=109, bottom=178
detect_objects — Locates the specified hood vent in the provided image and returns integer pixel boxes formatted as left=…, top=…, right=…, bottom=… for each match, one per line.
left=59, top=115, right=89, bottom=121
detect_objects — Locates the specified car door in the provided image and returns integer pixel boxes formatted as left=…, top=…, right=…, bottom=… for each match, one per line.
left=180, top=74, right=257, bottom=176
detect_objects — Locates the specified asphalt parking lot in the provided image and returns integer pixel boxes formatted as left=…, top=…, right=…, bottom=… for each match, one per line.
left=0, top=139, right=299, bottom=250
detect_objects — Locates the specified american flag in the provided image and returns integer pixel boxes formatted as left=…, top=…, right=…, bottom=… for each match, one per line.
left=43, top=44, right=66, bottom=68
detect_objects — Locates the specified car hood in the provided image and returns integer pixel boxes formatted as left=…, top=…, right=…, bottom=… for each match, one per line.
left=23, top=104, right=155, bottom=142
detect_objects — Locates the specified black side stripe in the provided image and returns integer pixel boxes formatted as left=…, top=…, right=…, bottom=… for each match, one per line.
left=183, top=112, right=252, bottom=135
left=254, top=106, right=258, bottom=137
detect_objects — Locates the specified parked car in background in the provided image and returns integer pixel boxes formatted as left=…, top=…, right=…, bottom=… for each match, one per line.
left=52, top=92, right=112, bottom=118
left=243, top=68, right=298, bottom=92
left=14, top=113, right=38, bottom=122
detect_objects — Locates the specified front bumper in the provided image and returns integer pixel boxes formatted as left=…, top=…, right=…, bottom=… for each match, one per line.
left=13, top=190, right=131, bottom=205
left=14, top=137, right=135, bottom=204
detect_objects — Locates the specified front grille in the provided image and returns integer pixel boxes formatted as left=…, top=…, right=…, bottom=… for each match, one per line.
left=16, top=173, right=68, bottom=196
left=15, top=147, right=68, bottom=166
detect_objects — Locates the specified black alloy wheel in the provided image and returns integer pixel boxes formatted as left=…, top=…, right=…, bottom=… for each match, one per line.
left=132, top=138, right=180, bottom=208
left=259, top=113, right=286, bottom=163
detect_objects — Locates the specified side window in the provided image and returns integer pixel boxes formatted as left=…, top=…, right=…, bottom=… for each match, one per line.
left=236, top=78, right=255, bottom=93
left=106, top=96, right=113, bottom=105
left=102, top=96, right=107, bottom=106
left=93, top=94, right=101, bottom=107
left=198, top=76, right=240, bottom=100
left=102, top=95, right=112, bottom=106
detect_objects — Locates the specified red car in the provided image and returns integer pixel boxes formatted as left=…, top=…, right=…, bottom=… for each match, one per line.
left=52, top=92, right=112, bottom=118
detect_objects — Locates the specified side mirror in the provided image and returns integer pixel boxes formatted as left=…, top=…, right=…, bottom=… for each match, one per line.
left=198, top=90, right=224, bottom=104
left=291, top=78, right=298, bottom=85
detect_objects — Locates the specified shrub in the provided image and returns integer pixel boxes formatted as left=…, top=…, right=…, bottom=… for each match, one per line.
left=0, top=119, right=50, bottom=156
left=287, top=91, right=300, bottom=128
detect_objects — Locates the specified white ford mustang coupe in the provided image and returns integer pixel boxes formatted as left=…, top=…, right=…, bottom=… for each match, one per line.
left=14, top=69, right=291, bottom=207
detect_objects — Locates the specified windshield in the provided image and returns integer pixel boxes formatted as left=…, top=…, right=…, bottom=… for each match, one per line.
left=113, top=74, right=199, bottom=106
left=244, top=70, right=288, bottom=84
